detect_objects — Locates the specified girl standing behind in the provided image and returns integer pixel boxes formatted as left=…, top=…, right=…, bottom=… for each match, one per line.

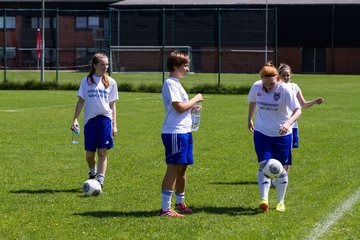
left=278, top=63, right=324, bottom=151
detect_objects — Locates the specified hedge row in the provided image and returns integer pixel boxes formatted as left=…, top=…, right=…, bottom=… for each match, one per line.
left=0, top=80, right=250, bottom=95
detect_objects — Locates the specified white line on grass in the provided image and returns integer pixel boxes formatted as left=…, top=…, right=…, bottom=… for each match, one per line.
left=0, top=104, right=73, bottom=113
left=0, top=97, right=162, bottom=113
left=305, top=187, right=360, bottom=240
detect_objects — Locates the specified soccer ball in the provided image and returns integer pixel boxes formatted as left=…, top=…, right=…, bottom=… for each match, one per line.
left=82, top=179, right=102, bottom=196
left=262, top=159, right=284, bottom=179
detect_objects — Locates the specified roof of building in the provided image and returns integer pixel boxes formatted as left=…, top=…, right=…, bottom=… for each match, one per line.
left=1, top=0, right=117, bottom=2
left=2, top=0, right=357, bottom=6
left=111, top=0, right=360, bottom=6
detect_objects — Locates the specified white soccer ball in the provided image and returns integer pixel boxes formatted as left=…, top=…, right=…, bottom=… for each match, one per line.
left=262, top=159, right=284, bottom=179
left=82, top=179, right=102, bottom=196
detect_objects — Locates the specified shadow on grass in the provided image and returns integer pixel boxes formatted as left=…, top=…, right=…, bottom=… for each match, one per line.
left=210, top=181, right=258, bottom=185
left=74, top=206, right=261, bottom=218
left=74, top=210, right=159, bottom=218
left=194, top=206, right=262, bottom=216
left=10, top=188, right=82, bottom=194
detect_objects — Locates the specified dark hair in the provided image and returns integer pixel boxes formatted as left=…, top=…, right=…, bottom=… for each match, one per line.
left=166, top=50, right=190, bottom=72
left=87, top=53, right=109, bottom=88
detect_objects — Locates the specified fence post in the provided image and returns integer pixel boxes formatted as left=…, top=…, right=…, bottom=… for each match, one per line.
left=3, top=8, right=7, bottom=83
left=40, top=0, right=45, bottom=83
left=56, top=8, right=59, bottom=83
left=162, top=8, right=166, bottom=84
left=108, top=8, right=112, bottom=76
left=217, top=7, right=221, bottom=86
left=274, top=7, right=278, bottom=68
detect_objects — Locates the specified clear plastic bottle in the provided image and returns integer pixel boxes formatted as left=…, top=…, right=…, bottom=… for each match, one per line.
left=191, top=102, right=202, bottom=132
left=72, top=124, right=80, bottom=144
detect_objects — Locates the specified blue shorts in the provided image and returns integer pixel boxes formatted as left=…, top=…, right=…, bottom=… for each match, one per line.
left=253, top=131, right=292, bottom=166
left=84, top=115, right=113, bottom=151
left=292, top=127, right=299, bottom=148
left=161, top=133, right=194, bottom=165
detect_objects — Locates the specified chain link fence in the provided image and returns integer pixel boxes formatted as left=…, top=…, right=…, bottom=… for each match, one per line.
left=1, top=7, right=276, bottom=83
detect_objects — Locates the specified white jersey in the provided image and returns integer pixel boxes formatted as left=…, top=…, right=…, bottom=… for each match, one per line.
left=78, top=75, right=119, bottom=126
left=287, top=82, right=300, bottom=128
left=248, top=80, right=301, bottom=137
left=161, top=77, right=192, bottom=133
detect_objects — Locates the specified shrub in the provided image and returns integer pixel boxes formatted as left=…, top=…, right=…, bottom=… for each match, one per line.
left=0, top=81, right=250, bottom=95
left=190, top=83, right=250, bottom=95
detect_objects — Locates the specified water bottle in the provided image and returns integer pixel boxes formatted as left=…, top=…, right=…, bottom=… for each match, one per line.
left=191, top=102, right=202, bottom=132
left=72, top=124, right=80, bottom=144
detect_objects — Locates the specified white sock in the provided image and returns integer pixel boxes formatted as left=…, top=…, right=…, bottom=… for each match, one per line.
left=273, top=171, right=288, bottom=203
left=161, top=190, right=173, bottom=211
left=97, top=174, right=105, bottom=186
left=258, top=169, right=271, bottom=200
left=89, top=166, right=97, bottom=176
left=175, top=192, right=185, bottom=204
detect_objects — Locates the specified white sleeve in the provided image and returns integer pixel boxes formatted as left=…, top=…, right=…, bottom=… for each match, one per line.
left=109, top=79, right=119, bottom=102
left=77, top=76, right=87, bottom=100
left=167, top=82, right=182, bottom=102
left=287, top=87, right=301, bottom=111
left=292, top=83, right=300, bottom=95
left=247, top=83, right=257, bottom=102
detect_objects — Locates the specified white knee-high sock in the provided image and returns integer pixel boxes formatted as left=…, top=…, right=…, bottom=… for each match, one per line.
left=273, top=171, right=288, bottom=203
left=161, top=190, right=173, bottom=211
left=175, top=192, right=185, bottom=204
left=89, top=166, right=97, bottom=176
left=97, top=174, right=105, bottom=186
left=258, top=169, right=271, bottom=200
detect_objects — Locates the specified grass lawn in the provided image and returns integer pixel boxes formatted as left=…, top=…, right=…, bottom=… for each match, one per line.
left=0, top=73, right=359, bottom=239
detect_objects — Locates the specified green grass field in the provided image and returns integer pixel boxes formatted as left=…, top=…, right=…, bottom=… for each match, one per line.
left=0, top=73, right=359, bottom=239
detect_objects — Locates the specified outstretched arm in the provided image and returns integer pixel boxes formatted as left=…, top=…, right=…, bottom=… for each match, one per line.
left=297, top=88, right=324, bottom=109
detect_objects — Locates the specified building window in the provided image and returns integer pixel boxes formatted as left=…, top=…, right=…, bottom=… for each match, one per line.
left=88, top=17, right=99, bottom=28
left=76, top=17, right=87, bottom=29
left=0, top=16, right=16, bottom=29
left=31, top=17, right=51, bottom=29
left=0, top=47, right=16, bottom=58
left=76, top=16, right=99, bottom=29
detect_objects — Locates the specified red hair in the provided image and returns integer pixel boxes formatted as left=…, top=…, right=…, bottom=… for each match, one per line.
left=259, top=62, right=279, bottom=78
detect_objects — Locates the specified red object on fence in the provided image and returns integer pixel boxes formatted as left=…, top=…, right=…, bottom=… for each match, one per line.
left=36, top=28, right=41, bottom=60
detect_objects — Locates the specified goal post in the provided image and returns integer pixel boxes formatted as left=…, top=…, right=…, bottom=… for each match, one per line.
left=109, top=45, right=194, bottom=73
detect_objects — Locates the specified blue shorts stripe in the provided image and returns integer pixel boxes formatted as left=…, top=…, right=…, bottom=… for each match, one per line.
left=292, top=127, right=299, bottom=148
left=162, top=133, right=194, bottom=165
left=172, top=134, right=178, bottom=154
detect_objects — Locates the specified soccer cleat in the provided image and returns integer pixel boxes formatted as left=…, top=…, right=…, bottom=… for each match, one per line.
left=259, top=199, right=269, bottom=212
left=276, top=202, right=285, bottom=212
left=175, top=202, right=193, bottom=214
left=159, top=209, right=184, bottom=217
left=88, top=171, right=96, bottom=179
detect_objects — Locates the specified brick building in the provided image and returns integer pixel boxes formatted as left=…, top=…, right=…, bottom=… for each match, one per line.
left=1, top=0, right=360, bottom=74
